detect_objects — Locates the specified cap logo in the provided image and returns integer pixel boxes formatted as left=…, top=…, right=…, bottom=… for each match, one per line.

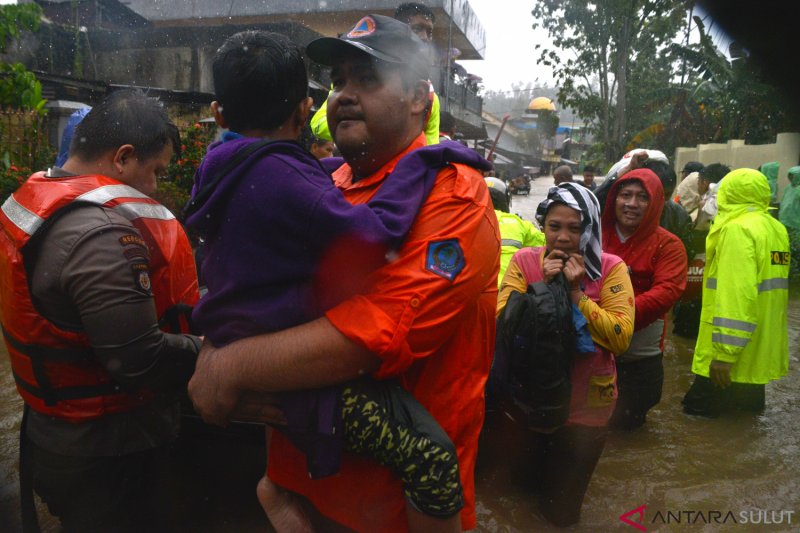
left=347, top=16, right=376, bottom=38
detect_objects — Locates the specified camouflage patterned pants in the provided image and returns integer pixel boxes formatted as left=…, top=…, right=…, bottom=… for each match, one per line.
left=341, top=380, right=464, bottom=518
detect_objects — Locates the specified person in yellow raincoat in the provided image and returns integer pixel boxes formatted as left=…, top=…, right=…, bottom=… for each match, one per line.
left=683, top=168, right=790, bottom=417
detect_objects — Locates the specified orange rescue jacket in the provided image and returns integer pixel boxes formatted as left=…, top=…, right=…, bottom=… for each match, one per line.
left=0, top=173, right=198, bottom=422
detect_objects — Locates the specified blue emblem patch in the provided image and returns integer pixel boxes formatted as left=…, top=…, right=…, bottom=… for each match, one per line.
left=425, top=239, right=465, bottom=281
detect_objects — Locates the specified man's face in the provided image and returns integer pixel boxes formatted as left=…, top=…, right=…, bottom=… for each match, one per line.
left=583, top=171, right=595, bottom=185
left=310, top=140, right=335, bottom=160
left=328, top=55, right=424, bottom=175
left=406, top=14, right=434, bottom=43
left=119, top=143, right=173, bottom=196
left=614, top=180, right=650, bottom=234
left=697, top=177, right=711, bottom=195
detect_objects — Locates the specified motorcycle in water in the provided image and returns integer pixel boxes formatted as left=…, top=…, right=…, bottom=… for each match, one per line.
left=508, top=175, right=531, bottom=196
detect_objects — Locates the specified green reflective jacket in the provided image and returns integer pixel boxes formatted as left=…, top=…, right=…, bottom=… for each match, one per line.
left=779, top=166, right=800, bottom=230
left=310, top=90, right=441, bottom=146
left=495, top=210, right=545, bottom=288
left=760, top=161, right=780, bottom=204
left=692, top=168, right=790, bottom=383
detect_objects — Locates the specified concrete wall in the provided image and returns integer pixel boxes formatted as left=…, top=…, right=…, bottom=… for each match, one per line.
left=675, top=132, right=800, bottom=196
left=88, top=22, right=320, bottom=93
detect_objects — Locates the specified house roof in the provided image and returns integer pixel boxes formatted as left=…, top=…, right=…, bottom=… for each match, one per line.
left=121, top=0, right=486, bottom=60
left=35, top=0, right=150, bottom=29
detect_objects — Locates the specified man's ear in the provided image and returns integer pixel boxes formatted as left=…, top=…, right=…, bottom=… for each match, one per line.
left=295, top=96, right=314, bottom=128
left=112, top=144, right=136, bottom=175
left=211, top=101, right=229, bottom=129
left=409, top=80, right=430, bottom=117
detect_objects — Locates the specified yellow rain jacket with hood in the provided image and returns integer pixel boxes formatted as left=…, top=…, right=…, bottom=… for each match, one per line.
left=692, top=168, right=790, bottom=384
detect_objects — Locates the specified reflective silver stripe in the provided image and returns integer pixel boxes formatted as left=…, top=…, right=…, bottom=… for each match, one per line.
left=501, top=239, right=523, bottom=248
left=113, top=202, right=175, bottom=222
left=712, top=332, right=750, bottom=348
left=706, top=277, right=717, bottom=289
left=76, top=184, right=150, bottom=204
left=1, top=195, right=44, bottom=236
left=712, top=317, right=756, bottom=333
left=757, top=278, right=789, bottom=292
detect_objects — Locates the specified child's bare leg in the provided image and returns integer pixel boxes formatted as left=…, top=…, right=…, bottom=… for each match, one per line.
left=257, top=427, right=314, bottom=533
left=406, top=506, right=462, bottom=533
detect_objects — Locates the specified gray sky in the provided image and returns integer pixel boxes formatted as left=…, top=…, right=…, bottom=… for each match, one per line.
left=458, top=0, right=553, bottom=92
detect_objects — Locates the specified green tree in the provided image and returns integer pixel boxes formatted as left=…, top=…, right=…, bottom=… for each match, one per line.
left=0, top=3, right=46, bottom=113
left=531, top=0, right=687, bottom=163
left=0, top=3, right=41, bottom=53
left=665, top=16, right=798, bottom=146
left=0, top=3, right=48, bottom=201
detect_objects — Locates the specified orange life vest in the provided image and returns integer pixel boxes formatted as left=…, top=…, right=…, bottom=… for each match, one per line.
left=0, top=173, right=199, bottom=422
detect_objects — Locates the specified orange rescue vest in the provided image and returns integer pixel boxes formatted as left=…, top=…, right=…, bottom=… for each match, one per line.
left=0, top=173, right=199, bottom=422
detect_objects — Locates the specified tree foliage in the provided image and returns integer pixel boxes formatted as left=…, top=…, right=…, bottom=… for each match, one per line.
left=531, top=0, right=687, bottom=162
left=661, top=16, right=798, bottom=147
left=0, top=4, right=46, bottom=114
left=0, top=3, right=42, bottom=53
left=0, top=62, right=45, bottom=113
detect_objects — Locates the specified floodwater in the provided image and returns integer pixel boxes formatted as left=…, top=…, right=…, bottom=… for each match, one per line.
left=0, top=176, right=798, bottom=532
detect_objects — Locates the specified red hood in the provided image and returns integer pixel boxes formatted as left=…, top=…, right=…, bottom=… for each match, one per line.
left=602, top=168, right=665, bottom=247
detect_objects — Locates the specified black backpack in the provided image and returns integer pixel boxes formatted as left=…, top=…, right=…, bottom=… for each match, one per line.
left=493, top=273, right=576, bottom=430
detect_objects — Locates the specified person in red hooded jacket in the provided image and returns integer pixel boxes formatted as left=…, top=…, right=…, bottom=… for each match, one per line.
left=602, top=168, right=687, bottom=429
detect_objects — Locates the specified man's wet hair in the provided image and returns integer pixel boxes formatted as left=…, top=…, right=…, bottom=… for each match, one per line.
left=584, top=165, right=596, bottom=174
left=213, top=31, right=307, bottom=133
left=394, top=2, right=435, bottom=23
left=70, top=89, right=180, bottom=162
left=554, top=165, right=573, bottom=179
left=683, top=161, right=704, bottom=174
left=699, top=163, right=731, bottom=184
left=643, top=160, right=677, bottom=198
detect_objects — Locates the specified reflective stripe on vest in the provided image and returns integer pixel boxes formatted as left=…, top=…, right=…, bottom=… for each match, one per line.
left=1, top=195, right=44, bottom=236
left=2, top=184, right=175, bottom=238
left=712, top=317, right=757, bottom=333
left=758, top=278, right=789, bottom=292
left=712, top=332, right=750, bottom=348
left=501, top=238, right=523, bottom=248
left=706, top=276, right=787, bottom=293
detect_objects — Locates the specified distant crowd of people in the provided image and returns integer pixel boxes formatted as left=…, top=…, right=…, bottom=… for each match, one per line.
left=0, top=2, right=792, bottom=532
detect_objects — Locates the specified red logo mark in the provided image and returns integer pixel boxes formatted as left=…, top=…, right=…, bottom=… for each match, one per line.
left=620, top=504, right=647, bottom=531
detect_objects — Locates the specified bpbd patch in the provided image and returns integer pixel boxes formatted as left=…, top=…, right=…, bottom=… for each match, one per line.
left=770, top=251, right=790, bottom=266
left=425, top=239, right=465, bottom=281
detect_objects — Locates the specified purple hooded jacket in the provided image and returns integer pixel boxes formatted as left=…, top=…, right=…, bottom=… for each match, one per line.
left=185, top=136, right=490, bottom=477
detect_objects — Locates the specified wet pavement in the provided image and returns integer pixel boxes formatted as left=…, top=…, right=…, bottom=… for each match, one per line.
left=0, top=175, right=797, bottom=532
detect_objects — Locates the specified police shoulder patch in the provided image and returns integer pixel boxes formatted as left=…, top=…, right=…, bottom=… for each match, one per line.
left=425, top=239, right=465, bottom=282
left=130, top=261, right=152, bottom=294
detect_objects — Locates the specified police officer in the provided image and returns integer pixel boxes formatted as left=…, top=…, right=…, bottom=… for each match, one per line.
left=683, top=168, right=790, bottom=417
left=485, top=177, right=545, bottom=286
left=0, top=90, right=201, bottom=531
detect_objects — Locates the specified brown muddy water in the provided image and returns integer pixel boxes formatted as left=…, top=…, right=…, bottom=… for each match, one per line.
left=0, top=178, right=798, bottom=532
